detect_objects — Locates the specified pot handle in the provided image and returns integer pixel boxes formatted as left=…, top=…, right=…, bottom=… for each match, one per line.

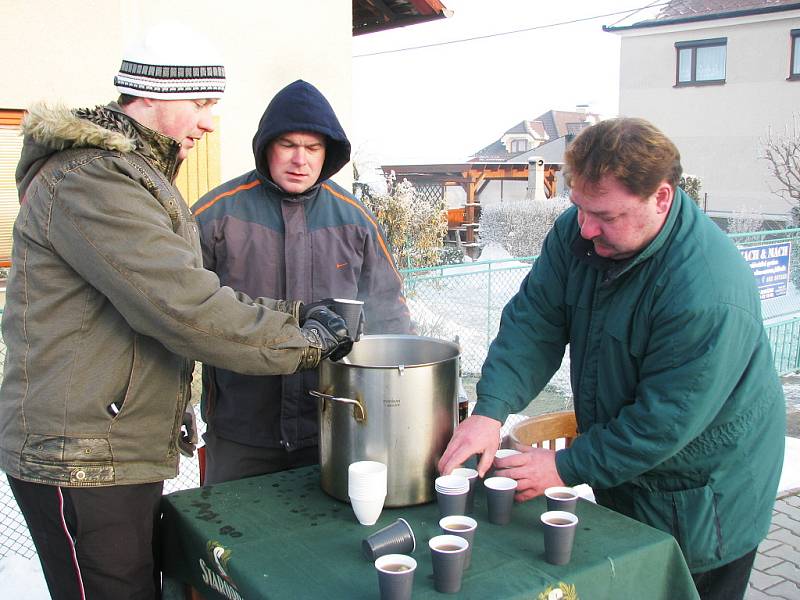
left=309, top=390, right=366, bottom=423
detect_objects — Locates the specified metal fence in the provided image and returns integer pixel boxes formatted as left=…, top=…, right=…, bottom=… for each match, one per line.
left=1, top=228, right=798, bottom=560
left=402, top=228, right=800, bottom=378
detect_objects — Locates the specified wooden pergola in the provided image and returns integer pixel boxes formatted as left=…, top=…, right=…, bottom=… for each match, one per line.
left=381, top=162, right=560, bottom=244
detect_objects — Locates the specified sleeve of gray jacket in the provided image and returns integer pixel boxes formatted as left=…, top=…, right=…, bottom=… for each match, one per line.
left=45, top=159, right=309, bottom=375
left=359, top=222, right=412, bottom=334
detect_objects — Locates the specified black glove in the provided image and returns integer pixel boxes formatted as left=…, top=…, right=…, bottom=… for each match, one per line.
left=301, top=306, right=354, bottom=362
left=178, top=406, right=198, bottom=458
left=298, top=298, right=337, bottom=325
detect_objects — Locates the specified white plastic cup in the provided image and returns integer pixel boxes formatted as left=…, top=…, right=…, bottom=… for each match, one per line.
left=349, top=461, right=388, bottom=498
left=350, top=494, right=386, bottom=526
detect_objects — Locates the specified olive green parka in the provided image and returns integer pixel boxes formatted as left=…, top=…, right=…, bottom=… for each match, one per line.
left=0, top=103, right=314, bottom=487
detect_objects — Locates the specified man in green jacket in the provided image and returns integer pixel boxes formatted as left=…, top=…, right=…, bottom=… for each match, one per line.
left=0, top=25, right=351, bottom=600
left=439, top=118, right=785, bottom=600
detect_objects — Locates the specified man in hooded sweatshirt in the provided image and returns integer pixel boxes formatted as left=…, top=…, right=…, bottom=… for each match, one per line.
left=192, top=80, right=412, bottom=484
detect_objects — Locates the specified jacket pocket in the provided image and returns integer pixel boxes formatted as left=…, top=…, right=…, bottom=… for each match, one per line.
left=20, top=435, right=115, bottom=485
left=631, top=484, right=722, bottom=569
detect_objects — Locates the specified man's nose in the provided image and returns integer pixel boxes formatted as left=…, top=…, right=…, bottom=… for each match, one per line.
left=198, top=113, right=215, bottom=133
left=291, top=147, right=307, bottom=165
left=579, top=213, right=600, bottom=240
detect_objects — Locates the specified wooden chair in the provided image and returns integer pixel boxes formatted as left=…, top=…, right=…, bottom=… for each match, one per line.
left=508, top=411, right=578, bottom=451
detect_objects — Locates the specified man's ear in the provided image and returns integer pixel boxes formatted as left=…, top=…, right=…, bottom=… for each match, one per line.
left=654, top=181, right=673, bottom=214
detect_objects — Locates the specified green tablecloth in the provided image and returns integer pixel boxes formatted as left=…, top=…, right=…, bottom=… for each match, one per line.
left=161, top=466, right=699, bottom=600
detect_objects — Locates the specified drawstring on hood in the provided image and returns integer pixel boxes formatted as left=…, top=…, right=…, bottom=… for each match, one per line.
left=252, top=80, right=351, bottom=191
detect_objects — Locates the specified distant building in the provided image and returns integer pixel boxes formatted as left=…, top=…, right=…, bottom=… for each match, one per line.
left=469, top=108, right=599, bottom=163
left=381, top=108, right=589, bottom=254
left=605, top=0, right=800, bottom=221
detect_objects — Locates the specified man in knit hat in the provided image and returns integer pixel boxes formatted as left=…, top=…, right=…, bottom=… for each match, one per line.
left=0, top=25, right=352, bottom=600
left=192, top=80, right=411, bottom=485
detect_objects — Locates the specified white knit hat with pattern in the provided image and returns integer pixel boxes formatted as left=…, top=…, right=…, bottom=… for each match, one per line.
left=114, top=23, right=225, bottom=99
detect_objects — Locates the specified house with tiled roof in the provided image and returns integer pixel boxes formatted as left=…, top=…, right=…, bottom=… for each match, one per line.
left=469, top=108, right=599, bottom=162
left=605, top=0, right=800, bottom=220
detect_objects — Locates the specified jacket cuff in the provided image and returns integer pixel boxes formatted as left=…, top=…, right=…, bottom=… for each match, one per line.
left=274, top=300, right=303, bottom=323
left=554, top=448, right=579, bottom=486
left=295, top=345, right=321, bottom=372
left=471, top=395, right=514, bottom=424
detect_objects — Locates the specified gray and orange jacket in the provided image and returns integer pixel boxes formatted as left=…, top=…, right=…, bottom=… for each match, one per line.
left=192, top=80, right=411, bottom=450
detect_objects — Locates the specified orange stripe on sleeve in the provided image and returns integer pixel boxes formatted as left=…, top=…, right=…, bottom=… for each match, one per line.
left=322, top=183, right=403, bottom=283
left=192, top=180, right=262, bottom=216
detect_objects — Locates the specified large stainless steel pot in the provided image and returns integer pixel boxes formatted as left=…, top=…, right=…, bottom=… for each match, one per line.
left=314, top=335, right=459, bottom=507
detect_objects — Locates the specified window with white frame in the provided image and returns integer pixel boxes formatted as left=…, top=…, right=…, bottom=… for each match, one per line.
left=791, top=29, right=800, bottom=80
left=675, top=38, right=726, bottom=85
left=510, top=139, right=529, bottom=153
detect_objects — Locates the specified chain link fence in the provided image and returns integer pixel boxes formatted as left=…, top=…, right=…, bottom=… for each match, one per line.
left=1, top=228, right=799, bottom=560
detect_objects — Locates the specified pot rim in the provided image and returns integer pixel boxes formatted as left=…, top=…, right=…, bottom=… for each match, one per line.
left=329, top=334, right=460, bottom=369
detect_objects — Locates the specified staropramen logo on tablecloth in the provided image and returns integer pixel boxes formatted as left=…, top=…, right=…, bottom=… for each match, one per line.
left=198, top=540, right=243, bottom=600
left=537, top=582, right=578, bottom=600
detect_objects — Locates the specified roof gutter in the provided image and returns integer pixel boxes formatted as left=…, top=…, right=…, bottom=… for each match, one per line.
left=603, top=2, right=800, bottom=32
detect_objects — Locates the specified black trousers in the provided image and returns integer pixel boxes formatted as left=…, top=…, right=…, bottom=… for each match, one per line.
left=691, top=547, right=758, bottom=600
left=7, top=475, right=163, bottom=600
left=202, top=430, right=318, bottom=485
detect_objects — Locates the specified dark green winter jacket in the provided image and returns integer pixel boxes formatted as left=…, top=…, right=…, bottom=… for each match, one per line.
left=474, top=188, right=785, bottom=572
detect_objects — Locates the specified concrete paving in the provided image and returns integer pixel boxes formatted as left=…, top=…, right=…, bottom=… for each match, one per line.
left=746, top=488, right=800, bottom=599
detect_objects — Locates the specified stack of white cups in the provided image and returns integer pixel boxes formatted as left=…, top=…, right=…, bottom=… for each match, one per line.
left=349, top=461, right=388, bottom=526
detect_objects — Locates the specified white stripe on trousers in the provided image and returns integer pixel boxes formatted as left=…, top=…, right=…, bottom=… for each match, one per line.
left=56, top=487, right=86, bottom=600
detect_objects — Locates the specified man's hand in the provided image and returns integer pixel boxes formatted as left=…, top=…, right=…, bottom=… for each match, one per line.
left=178, top=407, right=198, bottom=458
left=298, top=298, right=337, bottom=325
left=301, top=306, right=353, bottom=362
left=437, top=415, right=502, bottom=478
left=493, top=447, right=565, bottom=502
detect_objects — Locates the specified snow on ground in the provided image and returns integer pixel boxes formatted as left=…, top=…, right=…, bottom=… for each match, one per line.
left=0, top=553, right=48, bottom=599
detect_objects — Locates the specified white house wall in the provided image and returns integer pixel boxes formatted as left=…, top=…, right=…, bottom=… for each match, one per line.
left=617, top=10, right=800, bottom=218
left=1, top=0, right=352, bottom=187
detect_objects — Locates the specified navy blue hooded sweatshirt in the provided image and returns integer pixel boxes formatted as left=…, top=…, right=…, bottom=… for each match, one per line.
left=192, top=80, right=411, bottom=452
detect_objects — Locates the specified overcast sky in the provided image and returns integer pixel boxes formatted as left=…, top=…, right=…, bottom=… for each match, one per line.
left=351, top=0, right=662, bottom=181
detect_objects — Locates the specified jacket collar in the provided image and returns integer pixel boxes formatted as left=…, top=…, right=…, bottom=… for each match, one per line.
left=259, top=173, right=321, bottom=204
left=20, top=101, right=182, bottom=182
left=103, top=103, right=182, bottom=181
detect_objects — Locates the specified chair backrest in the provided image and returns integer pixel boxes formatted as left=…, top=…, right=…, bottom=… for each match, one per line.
left=508, top=411, right=578, bottom=451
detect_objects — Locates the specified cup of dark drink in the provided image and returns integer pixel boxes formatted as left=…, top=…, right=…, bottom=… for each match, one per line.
left=375, top=554, right=416, bottom=600
left=541, top=510, right=579, bottom=565
left=544, top=486, right=578, bottom=513
left=428, top=534, right=469, bottom=593
left=439, top=515, right=477, bottom=569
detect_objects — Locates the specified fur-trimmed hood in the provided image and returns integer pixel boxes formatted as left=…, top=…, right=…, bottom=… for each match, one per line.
left=16, top=102, right=182, bottom=198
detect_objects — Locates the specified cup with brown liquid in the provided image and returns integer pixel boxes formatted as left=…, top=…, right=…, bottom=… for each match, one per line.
left=375, top=554, right=416, bottom=600
left=439, top=515, right=478, bottom=569
left=544, top=486, right=579, bottom=513
left=428, top=534, right=469, bottom=593
left=540, top=510, right=579, bottom=565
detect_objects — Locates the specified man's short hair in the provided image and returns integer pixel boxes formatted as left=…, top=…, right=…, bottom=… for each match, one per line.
left=564, top=118, right=682, bottom=198
left=117, top=94, right=139, bottom=107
